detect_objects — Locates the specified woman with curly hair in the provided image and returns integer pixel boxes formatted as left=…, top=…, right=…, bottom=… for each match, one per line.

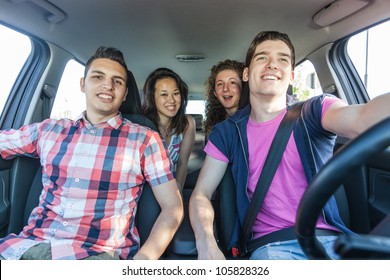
left=142, top=67, right=196, bottom=192
left=204, top=59, right=245, bottom=136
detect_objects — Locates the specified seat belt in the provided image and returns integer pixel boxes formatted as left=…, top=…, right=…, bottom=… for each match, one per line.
left=236, top=101, right=304, bottom=257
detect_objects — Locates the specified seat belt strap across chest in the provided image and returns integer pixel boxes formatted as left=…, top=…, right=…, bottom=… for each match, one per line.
left=237, top=101, right=304, bottom=256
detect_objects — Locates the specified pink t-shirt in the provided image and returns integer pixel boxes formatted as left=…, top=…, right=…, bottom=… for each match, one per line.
left=205, top=97, right=342, bottom=238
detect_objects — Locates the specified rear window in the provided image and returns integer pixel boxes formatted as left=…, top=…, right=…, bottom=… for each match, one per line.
left=292, top=60, right=323, bottom=101
left=50, top=59, right=85, bottom=120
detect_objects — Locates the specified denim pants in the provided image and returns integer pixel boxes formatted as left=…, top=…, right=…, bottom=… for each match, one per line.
left=250, top=236, right=340, bottom=260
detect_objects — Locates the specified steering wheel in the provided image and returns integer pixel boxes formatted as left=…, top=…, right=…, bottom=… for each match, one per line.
left=296, top=117, right=390, bottom=259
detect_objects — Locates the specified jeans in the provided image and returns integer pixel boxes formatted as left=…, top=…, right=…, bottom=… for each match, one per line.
left=250, top=236, right=340, bottom=260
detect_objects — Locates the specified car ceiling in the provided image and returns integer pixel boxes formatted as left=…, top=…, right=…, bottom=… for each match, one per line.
left=0, top=0, right=389, bottom=100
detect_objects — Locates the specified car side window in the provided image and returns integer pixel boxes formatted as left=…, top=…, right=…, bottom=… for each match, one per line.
left=292, top=60, right=323, bottom=101
left=50, top=59, right=85, bottom=120
left=0, top=24, right=31, bottom=116
left=347, top=20, right=390, bottom=99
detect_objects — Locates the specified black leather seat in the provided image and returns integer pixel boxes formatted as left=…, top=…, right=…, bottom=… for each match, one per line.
left=120, top=70, right=161, bottom=245
left=214, top=165, right=239, bottom=257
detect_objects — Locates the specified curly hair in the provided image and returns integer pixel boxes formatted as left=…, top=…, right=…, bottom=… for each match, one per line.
left=142, top=67, right=189, bottom=136
left=204, top=59, right=245, bottom=135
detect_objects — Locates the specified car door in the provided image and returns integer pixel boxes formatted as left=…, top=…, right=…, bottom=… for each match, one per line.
left=0, top=24, right=50, bottom=237
left=331, top=20, right=390, bottom=233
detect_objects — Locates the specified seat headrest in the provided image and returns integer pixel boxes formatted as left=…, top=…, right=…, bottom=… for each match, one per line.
left=119, top=70, right=142, bottom=115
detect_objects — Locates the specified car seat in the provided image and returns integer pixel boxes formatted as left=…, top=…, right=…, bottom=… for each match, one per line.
left=120, top=70, right=161, bottom=246
left=213, top=164, right=239, bottom=258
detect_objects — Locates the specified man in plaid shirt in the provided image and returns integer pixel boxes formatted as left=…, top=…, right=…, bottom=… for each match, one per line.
left=0, top=46, right=183, bottom=260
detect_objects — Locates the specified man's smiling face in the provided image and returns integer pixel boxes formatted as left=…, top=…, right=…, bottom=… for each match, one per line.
left=244, top=39, right=294, bottom=99
left=80, top=58, right=128, bottom=123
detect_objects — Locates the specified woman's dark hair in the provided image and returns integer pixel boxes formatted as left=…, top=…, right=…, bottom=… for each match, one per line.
left=204, top=59, right=245, bottom=135
left=142, top=67, right=189, bottom=135
left=84, top=46, right=128, bottom=79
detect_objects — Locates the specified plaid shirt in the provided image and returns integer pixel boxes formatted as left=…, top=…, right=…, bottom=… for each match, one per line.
left=0, top=112, right=174, bottom=260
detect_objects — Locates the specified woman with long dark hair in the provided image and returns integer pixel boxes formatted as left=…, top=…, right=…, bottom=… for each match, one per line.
left=142, top=68, right=195, bottom=192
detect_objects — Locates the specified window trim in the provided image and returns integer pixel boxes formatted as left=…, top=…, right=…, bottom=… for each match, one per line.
left=328, top=37, right=369, bottom=105
left=0, top=37, right=50, bottom=129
